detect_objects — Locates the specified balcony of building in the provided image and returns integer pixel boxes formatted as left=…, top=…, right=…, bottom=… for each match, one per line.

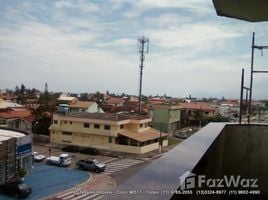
left=102, top=123, right=268, bottom=199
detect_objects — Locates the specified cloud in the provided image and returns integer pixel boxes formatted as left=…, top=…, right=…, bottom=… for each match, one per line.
left=55, top=0, right=99, bottom=13
left=120, top=0, right=212, bottom=18
left=1, top=0, right=268, bottom=99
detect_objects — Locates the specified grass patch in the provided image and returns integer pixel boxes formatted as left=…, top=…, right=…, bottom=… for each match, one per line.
left=168, top=136, right=181, bottom=146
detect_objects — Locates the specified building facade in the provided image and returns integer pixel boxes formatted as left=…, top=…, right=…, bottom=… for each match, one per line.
left=149, top=105, right=181, bottom=134
left=50, top=113, right=168, bottom=154
left=0, top=128, right=32, bottom=185
left=179, top=102, right=216, bottom=127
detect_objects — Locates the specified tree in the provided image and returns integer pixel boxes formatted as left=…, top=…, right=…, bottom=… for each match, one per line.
left=20, top=84, right=26, bottom=95
left=79, top=93, right=88, bottom=101
left=15, top=85, right=20, bottom=95
left=193, top=110, right=204, bottom=127
left=203, top=115, right=230, bottom=125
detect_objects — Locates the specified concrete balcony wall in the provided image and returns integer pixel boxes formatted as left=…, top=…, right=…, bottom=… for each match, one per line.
left=194, top=125, right=268, bottom=195
left=102, top=123, right=268, bottom=200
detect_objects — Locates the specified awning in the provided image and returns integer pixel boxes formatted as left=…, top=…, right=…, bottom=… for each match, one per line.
left=118, top=128, right=167, bottom=143
left=212, top=0, right=268, bottom=22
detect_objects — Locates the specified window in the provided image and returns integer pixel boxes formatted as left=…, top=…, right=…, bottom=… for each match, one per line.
left=62, top=140, right=71, bottom=143
left=140, top=123, right=143, bottom=128
left=120, top=125, right=124, bottom=129
left=70, top=121, right=72, bottom=124
left=64, top=121, right=67, bottom=124
left=94, top=124, right=100, bottom=129
left=104, top=125, right=110, bottom=130
left=84, top=123, right=89, bottom=128
left=109, top=136, right=112, bottom=143
left=62, top=132, right=72, bottom=136
left=53, top=120, right=58, bottom=124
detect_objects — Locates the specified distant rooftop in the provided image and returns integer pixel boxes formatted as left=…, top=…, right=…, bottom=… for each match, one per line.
left=69, top=101, right=95, bottom=109
left=0, top=128, right=26, bottom=139
left=0, top=98, right=23, bottom=109
left=179, top=102, right=215, bottom=111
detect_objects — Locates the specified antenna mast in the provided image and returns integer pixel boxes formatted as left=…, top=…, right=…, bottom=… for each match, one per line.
left=137, top=36, right=149, bottom=113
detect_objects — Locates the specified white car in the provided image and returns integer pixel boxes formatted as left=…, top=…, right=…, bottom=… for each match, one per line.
left=33, top=151, right=46, bottom=162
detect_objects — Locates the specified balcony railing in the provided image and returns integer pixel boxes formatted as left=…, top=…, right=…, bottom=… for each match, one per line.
left=102, top=123, right=268, bottom=199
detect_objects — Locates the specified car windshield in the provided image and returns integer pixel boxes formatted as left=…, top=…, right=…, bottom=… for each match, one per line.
left=18, top=183, right=29, bottom=190
left=93, top=159, right=99, bottom=165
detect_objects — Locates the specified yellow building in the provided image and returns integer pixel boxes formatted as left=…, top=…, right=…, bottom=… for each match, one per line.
left=50, top=113, right=168, bottom=154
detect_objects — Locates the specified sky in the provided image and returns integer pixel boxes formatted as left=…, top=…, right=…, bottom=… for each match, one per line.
left=1, top=0, right=268, bottom=99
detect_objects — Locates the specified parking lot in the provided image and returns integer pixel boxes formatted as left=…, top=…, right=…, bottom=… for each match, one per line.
left=0, top=163, right=89, bottom=200
left=0, top=143, right=158, bottom=200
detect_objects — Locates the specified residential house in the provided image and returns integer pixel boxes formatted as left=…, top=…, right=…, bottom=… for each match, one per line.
left=23, top=98, right=39, bottom=109
left=69, top=101, right=104, bottom=113
left=0, top=108, right=33, bottom=131
left=0, top=99, right=33, bottom=131
left=149, top=105, right=181, bottom=134
left=0, top=93, right=18, bottom=102
left=106, top=97, right=125, bottom=107
left=179, top=102, right=216, bottom=126
left=218, top=99, right=240, bottom=118
left=50, top=113, right=168, bottom=154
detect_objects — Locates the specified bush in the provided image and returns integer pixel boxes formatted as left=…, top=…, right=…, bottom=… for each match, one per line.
left=17, top=168, right=27, bottom=177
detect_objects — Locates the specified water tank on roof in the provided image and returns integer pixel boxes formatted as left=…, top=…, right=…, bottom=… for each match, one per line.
left=58, top=104, right=70, bottom=113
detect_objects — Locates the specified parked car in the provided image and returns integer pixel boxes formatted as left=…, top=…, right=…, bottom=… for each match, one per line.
left=0, top=182, right=32, bottom=198
left=46, top=153, right=71, bottom=167
left=76, top=159, right=106, bottom=172
left=32, top=151, right=45, bottom=162
left=175, top=131, right=188, bottom=139
left=79, top=147, right=99, bottom=155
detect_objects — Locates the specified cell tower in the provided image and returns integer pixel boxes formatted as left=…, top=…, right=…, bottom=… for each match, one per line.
left=45, top=82, right=48, bottom=94
left=137, top=36, right=149, bottom=113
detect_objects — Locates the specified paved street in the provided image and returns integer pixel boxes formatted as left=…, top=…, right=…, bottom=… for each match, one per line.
left=103, top=158, right=144, bottom=175
left=48, top=158, right=147, bottom=200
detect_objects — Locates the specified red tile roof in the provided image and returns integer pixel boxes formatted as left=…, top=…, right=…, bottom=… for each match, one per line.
left=106, top=97, right=125, bottom=105
left=179, top=102, right=215, bottom=111
left=0, top=108, right=33, bottom=122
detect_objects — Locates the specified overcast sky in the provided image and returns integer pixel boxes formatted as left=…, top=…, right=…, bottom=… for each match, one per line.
left=1, top=0, right=268, bottom=99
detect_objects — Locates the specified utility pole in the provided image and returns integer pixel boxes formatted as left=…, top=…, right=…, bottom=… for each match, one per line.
left=248, top=32, right=268, bottom=123
left=249, top=32, right=255, bottom=122
left=137, top=36, right=149, bottom=113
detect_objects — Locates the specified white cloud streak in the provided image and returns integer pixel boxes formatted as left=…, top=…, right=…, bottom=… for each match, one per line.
left=0, top=0, right=268, bottom=98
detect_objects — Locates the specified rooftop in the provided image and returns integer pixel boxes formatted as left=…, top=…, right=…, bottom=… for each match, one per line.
left=0, top=128, right=26, bottom=138
left=119, top=128, right=167, bottom=142
left=106, top=97, right=125, bottom=104
left=57, top=112, right=150, bottom=121
left=0, top=98, right=23, bottom=109
left=69, top=101, right=95, bottom=109
left=179, top=102, right=215, bottom=111
left=151, top=104, right=180, bottom=110
left=0, top=108, right=32, bottom=121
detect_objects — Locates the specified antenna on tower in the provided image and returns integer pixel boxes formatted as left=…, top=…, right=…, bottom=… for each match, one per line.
left=137, top=36, right=149, bottom=113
